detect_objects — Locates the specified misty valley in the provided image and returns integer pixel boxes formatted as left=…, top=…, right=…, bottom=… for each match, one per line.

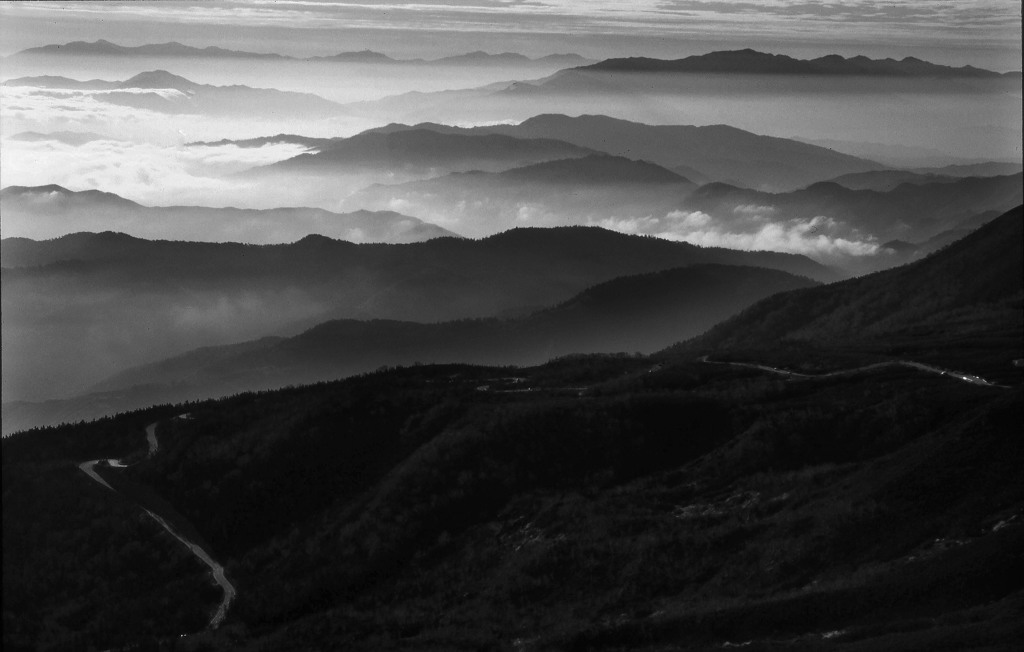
left=2, top=15, right=1022, bottom=652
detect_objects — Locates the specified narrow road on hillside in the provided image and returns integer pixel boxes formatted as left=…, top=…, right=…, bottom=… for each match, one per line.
left=699, top=356, right=1009, bottom=388
left=146, top=422, right=159, bottom=457
left=77, top=420, right=236, bottom=631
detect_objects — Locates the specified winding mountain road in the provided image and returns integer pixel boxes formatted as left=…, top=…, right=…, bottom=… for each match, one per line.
left=699, top=356, right=1009, bottom=388
left=77, top=420, right=236, bottom=630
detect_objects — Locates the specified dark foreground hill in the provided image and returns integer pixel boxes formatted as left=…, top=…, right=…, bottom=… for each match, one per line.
left=4, top=244, right=1021, bottom=650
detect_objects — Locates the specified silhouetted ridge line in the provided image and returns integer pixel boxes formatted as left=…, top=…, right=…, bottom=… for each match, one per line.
left=10, top=40, right=595, bottom=65
left=582, top=49, right=1019, bottom=78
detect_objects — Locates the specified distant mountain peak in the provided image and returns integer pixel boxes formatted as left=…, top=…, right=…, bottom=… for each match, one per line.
left=313, top=49, right=397, bottom=62
left=464, top=50, right=522, bottom=58
left=1, top=184, right=141, bottom=206
left=120, top=69, right=199, bottom=90
left=292, top=233, right=346, bottom=247
left=2, top=183, right=73, bottom=196
left=12, top=40, right=593, bottom=66
left=581, top=49, right=1015, bottom=78
left=13, top=39, right=288, bottom=60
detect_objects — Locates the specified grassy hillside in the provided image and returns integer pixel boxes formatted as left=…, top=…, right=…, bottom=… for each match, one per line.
left=5, top=351, right=1021, bottom=651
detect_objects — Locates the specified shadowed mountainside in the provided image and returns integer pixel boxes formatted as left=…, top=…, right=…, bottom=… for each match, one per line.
left=669, top=205, right=1023, bottom=377
left=0, top=264, right=818, bottom=433
left=1, top=226, right=835, bottom=405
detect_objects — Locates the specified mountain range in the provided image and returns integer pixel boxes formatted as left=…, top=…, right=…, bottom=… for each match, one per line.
left=225, top=114, right=887, bottom=192
left=824, top=164, right=1024, bottom=192
left=364, top=114, right=887, bottom=191
left=252, top=128, right=597, bottom=177
left=12, top=206, right=1018, bottom=435
left=3, top=70, right=342, bottom=118
left=685, top=172, right=1023, bottom=246
left=4, top=36, right=1023, bottom=652
left=5, top=205, right=1020, bottom=651
left=8, top=130, right=119, bottom=146
left=9, top=39, right=290, bottom=60
left=342, top=151, right=1021, bottom=253
left=1, top=226, right=834, bottom=405
left=824, top=170, right=962, bottom=192
left=8, top=40, right=594, bottom=67
left=3, top=264, right=817, bottom=433
left=582, top=48, right=1022, bottom=78
left=334, top=53, right=1021, bottom=162
left=0, top=184, right=456, bottom=244
left=344, top=154, right=695, bottom=237
left=12, top=42, right=1018, bottom=78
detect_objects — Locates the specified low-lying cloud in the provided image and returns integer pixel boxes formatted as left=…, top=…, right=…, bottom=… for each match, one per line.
left=594, top=209, right=880, bottom=261
left=0, top=84, right=374, bottom=144
left=0, top=137, right=313, bottom=208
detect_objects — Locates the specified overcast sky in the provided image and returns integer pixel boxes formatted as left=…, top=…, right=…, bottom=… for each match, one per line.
left=1, top=0, right=1021, bottom=70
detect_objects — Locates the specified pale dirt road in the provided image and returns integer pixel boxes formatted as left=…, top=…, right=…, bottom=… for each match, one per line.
left=77, top=421, right=236, bottom=630
left=699, top=356, right=1009, bottom=388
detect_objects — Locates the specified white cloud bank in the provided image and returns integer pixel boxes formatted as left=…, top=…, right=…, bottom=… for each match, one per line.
left=593, top=209, right=880, bottom=261
left=0, top=137, right=313, bottom=208
left=0, top=84, right=372, bottom=144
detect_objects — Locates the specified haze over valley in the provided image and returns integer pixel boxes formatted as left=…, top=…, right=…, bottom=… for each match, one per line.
left=2, top=2, right=1022, bottom=651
